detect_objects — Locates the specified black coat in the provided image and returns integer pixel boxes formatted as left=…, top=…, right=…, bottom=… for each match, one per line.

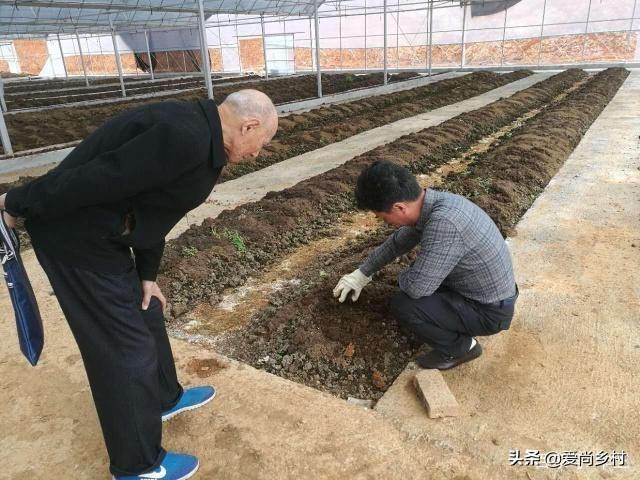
left=6, top=99, right=226, bottom=280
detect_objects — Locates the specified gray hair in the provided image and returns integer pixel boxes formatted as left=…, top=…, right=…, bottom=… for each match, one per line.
left=221, top=89, right=277, bottom=126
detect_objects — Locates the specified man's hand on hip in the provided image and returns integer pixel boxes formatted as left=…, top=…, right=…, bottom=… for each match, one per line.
left=0, top=193, right=17, bottom=228
left=333, top=268, right=372, bottom=303
left=141, top=280, right=166, bottom=311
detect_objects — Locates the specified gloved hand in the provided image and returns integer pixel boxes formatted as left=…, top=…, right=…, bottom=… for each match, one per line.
left=333, top=268, right=372, bottom=303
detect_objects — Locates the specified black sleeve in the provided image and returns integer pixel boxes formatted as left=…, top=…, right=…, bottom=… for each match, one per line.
left=5, top=122, right=199, bottom=219
left=134, top=241, right=165, bottom=281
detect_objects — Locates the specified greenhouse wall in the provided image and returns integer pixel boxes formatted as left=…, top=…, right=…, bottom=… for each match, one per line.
left=2, top=0, right=639, bottom=77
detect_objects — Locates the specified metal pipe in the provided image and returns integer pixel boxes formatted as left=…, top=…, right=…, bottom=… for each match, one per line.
left=581, top=0, right=593, bottom=62
left=57, top=34, right=68, bottom=79
left=364, top=0, right=367, bottom=70
left=75, top=31, right=89, bottom=87
left=500, top=5, right=508, bottom=66
left=537, top=0, right=547, bottom=66
left=428, top=0, right=433, bottom=76
left=110, top=21, right=126, bottom=97
left=261, top=14, right=269, bottom=79
left=461, top=2, right=467, bottom=68
left=197, top=0, right=214, bottom=99
left=314, top=2, right=322, bottom=97
left=628, top=0, right=638, bottom=41
left=383, top=0, right=388, bottom=85
left=0, top=75, right=6, bottom=112
left=309, top=17, right=313, bottom=72
left=144, top=30, right=154, bottom=80
left=0, top=106, right=13, bottom=156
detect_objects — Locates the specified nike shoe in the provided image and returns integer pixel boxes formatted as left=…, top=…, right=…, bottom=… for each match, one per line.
left=112, top=452, right=199, bottom=480
left=162, top=386, right=216, bottom=422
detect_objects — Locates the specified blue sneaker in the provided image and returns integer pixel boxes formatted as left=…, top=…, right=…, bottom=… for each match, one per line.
left=161, top=386, right=216, bottom=422
left=112, top=452, right=199, bottom=479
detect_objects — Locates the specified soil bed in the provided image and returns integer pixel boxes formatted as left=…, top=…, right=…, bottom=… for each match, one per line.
left=220, top=71, right=530, bottom=182
left=0, top=71, right=526, bottom=250
left=209, top=67, right=628, bottom=401
left=2, top=72, right=418, bottom=154
left=4, top=76, right=240, bottom=109
left=3, top=74, right=259, bottom=95
left=158, top=69, right=586, bottom=319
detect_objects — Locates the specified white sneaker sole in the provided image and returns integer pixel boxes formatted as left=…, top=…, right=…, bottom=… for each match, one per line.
left=161, top=389, right=216, bottom=422
left=111, top=460, right=199, bottom=480
left=178, top=460, right=199, bottom=480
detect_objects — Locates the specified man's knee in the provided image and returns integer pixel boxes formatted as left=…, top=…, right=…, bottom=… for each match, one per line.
left=390, top=291, right=426, bottom=327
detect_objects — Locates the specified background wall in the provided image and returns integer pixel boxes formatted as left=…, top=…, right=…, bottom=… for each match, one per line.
left=2, top=0, right=639, bottom=77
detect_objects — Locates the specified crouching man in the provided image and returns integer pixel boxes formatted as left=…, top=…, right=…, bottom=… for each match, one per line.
left=333, top=161, right=518, bottom=370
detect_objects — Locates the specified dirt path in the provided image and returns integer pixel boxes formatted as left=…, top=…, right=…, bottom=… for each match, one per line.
left=0, top=255, right=527, bottom=479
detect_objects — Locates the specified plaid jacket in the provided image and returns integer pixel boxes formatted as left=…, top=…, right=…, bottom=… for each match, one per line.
left=360, top=189, right=516, bottom=304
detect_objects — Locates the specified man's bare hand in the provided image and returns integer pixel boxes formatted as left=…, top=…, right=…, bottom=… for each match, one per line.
left=141, top=280, right=166, bottom=311
left=0, top=194, right=17, bottom=228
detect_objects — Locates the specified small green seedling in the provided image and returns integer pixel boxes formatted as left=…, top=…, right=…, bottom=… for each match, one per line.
left=181, top=246, right=198, bottom=257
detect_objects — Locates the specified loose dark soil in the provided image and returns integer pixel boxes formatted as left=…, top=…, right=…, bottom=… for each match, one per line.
left=220, top=71, right=530, bottom=182
left=213, top=67, right=628, bottom=400
left=2, top=74, right=254, bottom=96
left=0, top=71, right=526, bottom=252
left=5, top=76, right=235, bottom=109
left=0, top=72, right=519, bottom=197
left=2, top=72, right=418, bottom=154
left=159, top=69, right=586, bottom=320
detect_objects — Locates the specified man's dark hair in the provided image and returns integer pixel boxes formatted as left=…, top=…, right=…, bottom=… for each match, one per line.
left=355, top=161, right=422, bottom=212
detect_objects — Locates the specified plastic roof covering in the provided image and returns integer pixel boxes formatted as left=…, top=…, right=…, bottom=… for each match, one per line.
left=0, top=0, right=326, bottom=36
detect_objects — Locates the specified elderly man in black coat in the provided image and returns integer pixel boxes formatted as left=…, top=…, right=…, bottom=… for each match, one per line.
left=0, top=89, right=278, bottom=480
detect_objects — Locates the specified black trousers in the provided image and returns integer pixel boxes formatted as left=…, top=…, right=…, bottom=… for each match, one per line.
left=35, top=248, right=183, bottom=477
left=390, top=286, right=516, bottom=357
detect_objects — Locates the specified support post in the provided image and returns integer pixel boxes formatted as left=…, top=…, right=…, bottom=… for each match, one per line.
left=110, top=20, right=126, bottom=98
left=57, top=34, right=68, bottom=79
left=628, top=0, right=638, bottom=42
left=314, top=2, right=322, bottom=98
left=581, top=0, right=593, bottom=62
left=461, top=2, right=467, bottom=67
left=500, top=5, right=508, bottom=66
left=261, top=14, right=269, bottom=79
left=0, top=107, right=13, bottom=156
left=197, top=0, right=214, bottom=99
left=537, top=0, right=547, bottom=66
left=0, top=75, right=6, bottom=112
left=75, top=31, right=90, bottom=87
left=309, top=17, right=314, bottom=72
left=428, top=0, right=433, bottom=76
left=383, top=0, right=388, bottom=85
left=144, top=30, right=155, bottom=80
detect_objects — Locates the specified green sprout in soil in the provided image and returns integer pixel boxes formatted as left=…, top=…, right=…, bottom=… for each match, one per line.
left=181, top=246, right=199, bottom=257
left=210, top=227, right=247, bottom=255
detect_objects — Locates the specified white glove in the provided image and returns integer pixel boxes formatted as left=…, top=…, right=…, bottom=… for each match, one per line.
left=333, top=268, right=372, bottom=303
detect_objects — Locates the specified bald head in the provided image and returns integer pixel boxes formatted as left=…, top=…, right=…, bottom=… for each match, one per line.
left=221, top=89, right=278, bottom=133
left=217, top=89, right=278, bottom=163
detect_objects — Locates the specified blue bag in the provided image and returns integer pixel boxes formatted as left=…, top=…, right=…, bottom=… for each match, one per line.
left=0, top=213, right=44, bottom=366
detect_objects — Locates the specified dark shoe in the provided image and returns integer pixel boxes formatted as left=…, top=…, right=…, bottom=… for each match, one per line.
left=416, top=342, right=483, bottom=370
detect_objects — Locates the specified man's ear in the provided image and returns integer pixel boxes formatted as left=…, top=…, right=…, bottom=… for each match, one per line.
left=241, top=118, right=261, bottom=136
left=391, top=202, right=408, bottom=214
